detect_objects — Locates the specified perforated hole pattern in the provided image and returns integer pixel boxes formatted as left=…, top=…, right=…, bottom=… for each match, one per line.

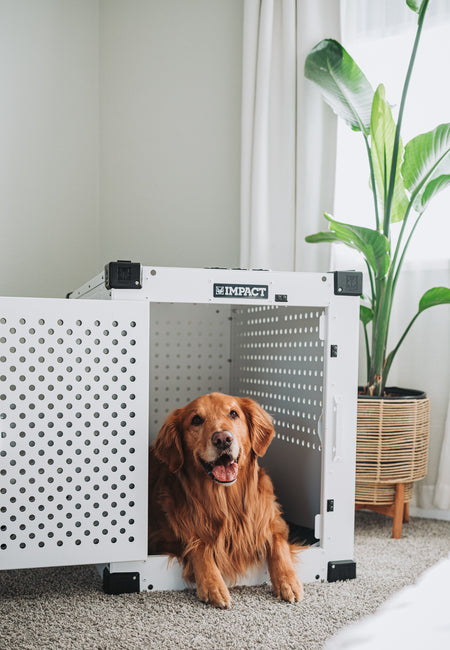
left=149, top=304, right=231, bottom=440
left=0, top=299, right=148, bottom=566
left=230, top=306, right=324, bottom=452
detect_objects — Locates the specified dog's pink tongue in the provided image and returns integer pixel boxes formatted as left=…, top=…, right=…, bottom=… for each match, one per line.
left=213, top=461, right=238, bottom=483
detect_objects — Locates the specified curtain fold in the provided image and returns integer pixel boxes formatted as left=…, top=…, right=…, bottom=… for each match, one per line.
left=241, top=0, right=295, bottom=271
left=435, top=399, right=450, bottom=509
left=240, top=0, right=341, bottom=272
left=385, top=263, right=450, bottom=512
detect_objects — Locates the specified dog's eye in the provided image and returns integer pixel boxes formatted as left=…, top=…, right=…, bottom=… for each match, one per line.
left=229, top=410, right=239, bottom=419
left=191, top=414, right=204, bottom=426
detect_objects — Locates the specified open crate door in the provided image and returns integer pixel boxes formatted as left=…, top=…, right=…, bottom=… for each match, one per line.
left=0, top=296, right=149, bottom=570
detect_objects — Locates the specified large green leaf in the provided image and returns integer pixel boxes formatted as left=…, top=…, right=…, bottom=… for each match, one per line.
left=304, top=39, right=374, bottom=135
left=422, top=174, right=450, bottom=207
left=305, top=214, right=390, bottom=279
left=402, top=123, right=450, bottom=211
left=371, top=84, right=409, bottom=223
left=418, top=286, right=450, bottom=312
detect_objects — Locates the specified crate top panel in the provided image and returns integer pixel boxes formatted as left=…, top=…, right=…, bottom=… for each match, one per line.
left=71, top=265, right=359, bottom=307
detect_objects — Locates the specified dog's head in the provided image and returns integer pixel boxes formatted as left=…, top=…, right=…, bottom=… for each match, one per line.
left=153, top=393, right=275, bottom=486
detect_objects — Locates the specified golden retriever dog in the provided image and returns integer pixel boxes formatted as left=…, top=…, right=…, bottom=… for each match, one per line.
left=148, top=392, right=303, bottom=608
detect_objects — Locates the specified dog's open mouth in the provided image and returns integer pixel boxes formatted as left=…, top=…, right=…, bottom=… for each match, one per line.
left=200, top=455, right=239, bottom=485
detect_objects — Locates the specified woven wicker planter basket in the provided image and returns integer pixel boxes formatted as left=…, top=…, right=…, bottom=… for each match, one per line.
left=355, top=480, right=414, bottom=505
left=355, top=389, right=430, bottom=505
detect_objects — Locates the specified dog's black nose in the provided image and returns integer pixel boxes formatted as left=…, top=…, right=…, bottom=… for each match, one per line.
left=211, top=430, right=233, bottom=450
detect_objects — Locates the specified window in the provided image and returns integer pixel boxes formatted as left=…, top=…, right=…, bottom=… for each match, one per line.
left=333, top=1, right=450, bottom=268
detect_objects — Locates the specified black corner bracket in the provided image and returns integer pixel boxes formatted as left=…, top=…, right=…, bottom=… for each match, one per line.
left=327, top=560, right=357, bottom=582
left=105, top=260, right=142, bottom=290
left=103, top=567, right=140, bottom=594
left=333, top=271, right=363, bottom=296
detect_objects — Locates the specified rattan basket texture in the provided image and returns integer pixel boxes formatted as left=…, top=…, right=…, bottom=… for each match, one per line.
left=355, top=397, right=430, bottom=505
left=355, top=481, right=414, bottom=505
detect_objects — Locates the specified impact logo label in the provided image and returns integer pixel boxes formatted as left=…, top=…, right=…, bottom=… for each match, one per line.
left=213, top=283, right=269, bottom=299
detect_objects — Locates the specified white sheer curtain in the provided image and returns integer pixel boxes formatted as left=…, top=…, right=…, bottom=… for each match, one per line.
left=240, top=0, right=341, bottom=272
left=388, top=265, right=450, bottom=513
left=336, top=0, right=450, bottom=515
left=435, top=402, right=450, bottom=509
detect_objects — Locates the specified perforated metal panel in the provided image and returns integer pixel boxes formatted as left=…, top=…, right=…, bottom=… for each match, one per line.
left=0, top=297, right=149, bottom=570
left=230, top=306, right=325, bottom=528
left=148, top=304, right=232, bottom=441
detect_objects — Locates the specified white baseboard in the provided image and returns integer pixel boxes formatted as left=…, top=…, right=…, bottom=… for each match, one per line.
left=409, top=506, right=450, bottom=522
left=410, top=484, right=450, bottom=520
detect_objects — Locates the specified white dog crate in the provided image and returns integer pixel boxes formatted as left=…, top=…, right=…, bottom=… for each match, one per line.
left=1, top=263, right=361, bottom=592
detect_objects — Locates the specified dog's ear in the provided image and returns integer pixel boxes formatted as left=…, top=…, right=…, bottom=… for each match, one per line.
left=153, top=409, right=184, bottom=473
left=239, top=397, right=275, bottom=457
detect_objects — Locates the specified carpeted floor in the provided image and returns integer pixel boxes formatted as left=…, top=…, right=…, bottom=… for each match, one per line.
left=1, top=511, right=449, bottom=650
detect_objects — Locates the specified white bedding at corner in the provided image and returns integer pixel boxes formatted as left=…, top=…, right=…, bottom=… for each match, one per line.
left=325, top=553, right=450, bottom=650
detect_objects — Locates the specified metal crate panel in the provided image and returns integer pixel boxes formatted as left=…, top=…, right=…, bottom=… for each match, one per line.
left=148, top=303, right=232, bottom=442
left=230, top=306, right=324, bottom=528
left=103, top=267, right=335, bottom=306
left=0, top=297, right=149, bottom=569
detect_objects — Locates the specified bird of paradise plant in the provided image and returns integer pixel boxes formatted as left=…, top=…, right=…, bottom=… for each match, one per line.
left=304, top=0, right=450, bottom=396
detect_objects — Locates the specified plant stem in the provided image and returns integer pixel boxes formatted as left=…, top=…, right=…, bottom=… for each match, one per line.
left=382, top=311, right=420, bottom=392
left=383, top=0, right=429, bottom=238
left=370, top=262, right=405, bottom=395
left=369, top=276, right=392, bottom=395
left=364, top=260, right=376, bottom=311
left=391, top=197, right=415, bottom=278
left=393, top=210, right=423, bottom=290
left=363, top=322, right=371, bottom=383
left=372, top=1, right=429, bottom=394
left=363, top=134, right=381, bottom=231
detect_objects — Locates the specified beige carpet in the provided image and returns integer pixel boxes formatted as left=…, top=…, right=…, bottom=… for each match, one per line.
left=1, top=511, right=449, bottom=650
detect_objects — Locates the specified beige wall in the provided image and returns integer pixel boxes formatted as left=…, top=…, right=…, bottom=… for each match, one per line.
left=99, top=0, right=243, bottom=270
left=0, top=0, right=243, bottom=299
left=0, top=0, right=101, bottom=298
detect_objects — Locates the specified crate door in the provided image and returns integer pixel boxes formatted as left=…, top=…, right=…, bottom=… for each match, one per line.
left=0, top=297, right=149, bottom=570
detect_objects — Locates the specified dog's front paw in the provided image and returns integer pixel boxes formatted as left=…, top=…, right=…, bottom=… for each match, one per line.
left=272, top=571, right=304, bottom=603
left=197, top=577, right=231, bottom=609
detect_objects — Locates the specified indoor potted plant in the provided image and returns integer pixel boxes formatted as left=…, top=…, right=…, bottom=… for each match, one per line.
left=304, top=0, right=450, bottom=536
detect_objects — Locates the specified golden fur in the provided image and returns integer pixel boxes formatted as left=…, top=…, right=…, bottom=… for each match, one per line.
left=148, top=392, right=303, bottom=608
